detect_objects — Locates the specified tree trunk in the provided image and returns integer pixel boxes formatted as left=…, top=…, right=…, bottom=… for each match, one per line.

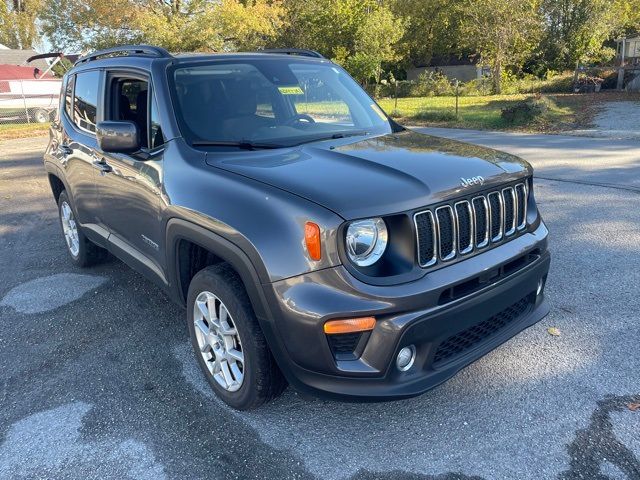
left=492, top=60, right=502, bottom=94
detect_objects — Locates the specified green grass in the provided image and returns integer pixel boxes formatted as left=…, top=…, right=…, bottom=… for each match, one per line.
left=377, top=94, right=583, bottom=131
left=0, top=122, right=50, bottom=140
left=295, top=101, right=350, bottom=115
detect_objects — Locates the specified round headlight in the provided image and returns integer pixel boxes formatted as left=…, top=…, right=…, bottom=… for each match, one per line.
left=345, top=218, right=388, bottom=267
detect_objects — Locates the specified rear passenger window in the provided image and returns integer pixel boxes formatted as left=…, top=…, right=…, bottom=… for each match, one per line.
left=64, top=75, right=74, bottom=119
left=73, top=71, right=100, bottom=133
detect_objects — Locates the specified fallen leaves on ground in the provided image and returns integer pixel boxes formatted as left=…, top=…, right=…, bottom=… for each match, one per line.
left=547, top=327, right=561, bottom=336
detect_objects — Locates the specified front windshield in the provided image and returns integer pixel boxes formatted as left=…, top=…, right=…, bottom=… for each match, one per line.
left=170, top=58, right=393, bottom=147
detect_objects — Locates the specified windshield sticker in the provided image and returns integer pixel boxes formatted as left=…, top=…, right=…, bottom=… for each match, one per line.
left=370, top=103, right=387, bottom=120
left=278, top=86, right=304, bottom=95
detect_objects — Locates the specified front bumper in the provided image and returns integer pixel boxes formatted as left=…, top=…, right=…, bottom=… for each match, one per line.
left=260, top=222, right=550, bottom=401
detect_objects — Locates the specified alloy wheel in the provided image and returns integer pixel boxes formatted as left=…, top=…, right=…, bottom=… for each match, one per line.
left=193, top=291, right=245, bottom=392
left=60, top=201, right=80, bottom=256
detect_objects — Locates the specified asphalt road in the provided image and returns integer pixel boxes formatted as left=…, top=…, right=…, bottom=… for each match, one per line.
left=1, top=131, right=639, bottom=480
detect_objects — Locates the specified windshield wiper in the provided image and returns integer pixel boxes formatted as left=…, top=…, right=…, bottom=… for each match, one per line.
left=191, top=140, right=284, bottom=150
left=329, top=130, right=369, bottom=139
left=192, top=131, right=370, bottom=150
left=287, top=130, right=370, bottom=146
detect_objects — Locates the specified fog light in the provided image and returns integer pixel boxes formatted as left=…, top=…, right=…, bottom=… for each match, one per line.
left=396, top=345, right=416, bottom=371
left=536, top=277, right=545, bottom=296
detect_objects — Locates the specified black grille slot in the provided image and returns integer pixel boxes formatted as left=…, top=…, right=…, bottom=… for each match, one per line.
left=502, top=188, right=516, bottom=235
left=488, top=192, right=502, bottom=241
left=515, top=183, right=527, bottom=228
left=472, top=197, right=488, bottom=247
left=328, top=332, right=362, bottom=359
left=433, top=294, right=534, bottom=366
left=415, top=211, right=436, bottom=266
left=455, top=202, right=472, bottom=254
left=436, top=206, right=455, bottom=260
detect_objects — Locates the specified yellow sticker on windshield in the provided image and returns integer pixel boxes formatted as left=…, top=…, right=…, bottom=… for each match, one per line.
left=370, top=103, right=387, bottom=120
left=278, top=86, right=304, bottom=95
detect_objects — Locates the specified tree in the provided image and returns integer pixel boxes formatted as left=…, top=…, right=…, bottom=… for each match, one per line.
left=391, top=0, right=465, bottom=69
left=39, top=0, right=142, bottom=51
left=615, top=0, right=640, bottom=33
left=274, top=0, right=379, bottom=58
left=346, top=5, right=405, bottom=84
left=39, top=0, right=286, bottom=53
left=0, top=0, right=44, bottom=49
left=461, top=0, right=542, bottom=93
left=273, top=0, right=403, bottom=83
left=538, top=0, right=624, bottom=71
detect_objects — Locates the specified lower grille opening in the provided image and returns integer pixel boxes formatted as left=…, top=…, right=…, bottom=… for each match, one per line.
left=327, top=332, right=363, bottom=360
left=438, top=250, right=540, bottom=305
left=432, top=293, right=535, bottom=368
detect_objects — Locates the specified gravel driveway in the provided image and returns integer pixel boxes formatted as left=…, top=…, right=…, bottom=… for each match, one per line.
left=1, top=133, right=639, bottom=480
left=569, top=100, right=640, bottom=140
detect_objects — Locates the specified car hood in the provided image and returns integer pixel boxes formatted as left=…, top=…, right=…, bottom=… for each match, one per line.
left=205, top=130, right=531, bottom=219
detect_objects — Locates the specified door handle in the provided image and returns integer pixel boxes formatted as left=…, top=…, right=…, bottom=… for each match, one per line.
left=92, top=160, right=112, bottom=174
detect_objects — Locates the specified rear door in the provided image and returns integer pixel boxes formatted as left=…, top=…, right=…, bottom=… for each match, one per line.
left=95, top=70, right=167, bottom=285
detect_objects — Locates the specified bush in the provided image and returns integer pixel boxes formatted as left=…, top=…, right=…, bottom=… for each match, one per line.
left=458, top=77, right=493, bottom=96
left=500, top=96, right=549, bottom=124
left=411, top=71, right=455, bottom=97
left=500, top=71, right=574, bottom=94
left=368, top=70, right=575, bottom=99
left=413, top=109, right=458, bottom=122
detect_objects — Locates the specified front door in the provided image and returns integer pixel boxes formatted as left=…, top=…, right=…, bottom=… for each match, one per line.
left=55, top=70, right=107, bottom=243
left=95, top=72, right=167, bottom=285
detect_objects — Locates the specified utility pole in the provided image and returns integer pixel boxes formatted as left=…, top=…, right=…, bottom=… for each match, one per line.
left=617, top=38, right=626, bottom=91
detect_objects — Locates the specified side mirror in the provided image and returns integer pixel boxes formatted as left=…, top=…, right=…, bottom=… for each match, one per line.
left=96, top=121, right=140, bottom=153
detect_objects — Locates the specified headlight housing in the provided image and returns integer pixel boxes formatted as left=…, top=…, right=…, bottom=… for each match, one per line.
left=345, top=218, right=388, bottom=267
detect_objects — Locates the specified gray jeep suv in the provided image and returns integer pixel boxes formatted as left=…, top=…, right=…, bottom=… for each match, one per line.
left=44, top=45, right=550, bottom=410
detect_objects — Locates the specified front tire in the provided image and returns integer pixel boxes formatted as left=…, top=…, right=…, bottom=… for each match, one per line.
left=57, top=190, right=106, bottom=267
left=187, top=264, right=286, bottom=410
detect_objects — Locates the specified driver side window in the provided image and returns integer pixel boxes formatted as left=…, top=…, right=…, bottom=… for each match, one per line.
left=107, top=76, right=150, bottom=149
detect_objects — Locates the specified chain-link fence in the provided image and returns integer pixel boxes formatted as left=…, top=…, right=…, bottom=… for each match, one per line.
left=0, top=79, right=61, bottom=125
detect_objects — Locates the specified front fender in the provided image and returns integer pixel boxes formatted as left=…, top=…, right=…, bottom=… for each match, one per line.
left=165, top=218, right=271, bottom=319
left=164, top=218, right=307, bottom=385
left=161, top=139, right=345, bottom=284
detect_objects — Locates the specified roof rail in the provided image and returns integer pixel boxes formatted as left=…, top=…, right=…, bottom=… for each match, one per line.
left=74, top=45, right=172, bottom=66
left=258, top=48, right=325, bottom=59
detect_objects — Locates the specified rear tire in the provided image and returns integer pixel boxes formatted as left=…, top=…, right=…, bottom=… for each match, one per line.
left=187, top=264, right=286, bottom=410
left=57, top=190, right=106, bottom=267
left=31, top=108, right=49, bottom=124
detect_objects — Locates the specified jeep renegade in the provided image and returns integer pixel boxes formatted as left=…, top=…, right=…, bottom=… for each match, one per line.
left=44, top=45, right=550, bottom=410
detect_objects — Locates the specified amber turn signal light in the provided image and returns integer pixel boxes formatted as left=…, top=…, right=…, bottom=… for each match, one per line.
left=305, top=222, right=321, bottom=261
left=323, top=317, right=376, bottom=335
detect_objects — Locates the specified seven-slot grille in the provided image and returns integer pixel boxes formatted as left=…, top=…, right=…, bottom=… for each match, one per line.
left=414, top=182, right=528, bottom=268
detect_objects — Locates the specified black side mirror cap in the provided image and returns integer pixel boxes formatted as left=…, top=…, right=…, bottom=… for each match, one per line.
left=96, top=121, right=141, bottom=154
